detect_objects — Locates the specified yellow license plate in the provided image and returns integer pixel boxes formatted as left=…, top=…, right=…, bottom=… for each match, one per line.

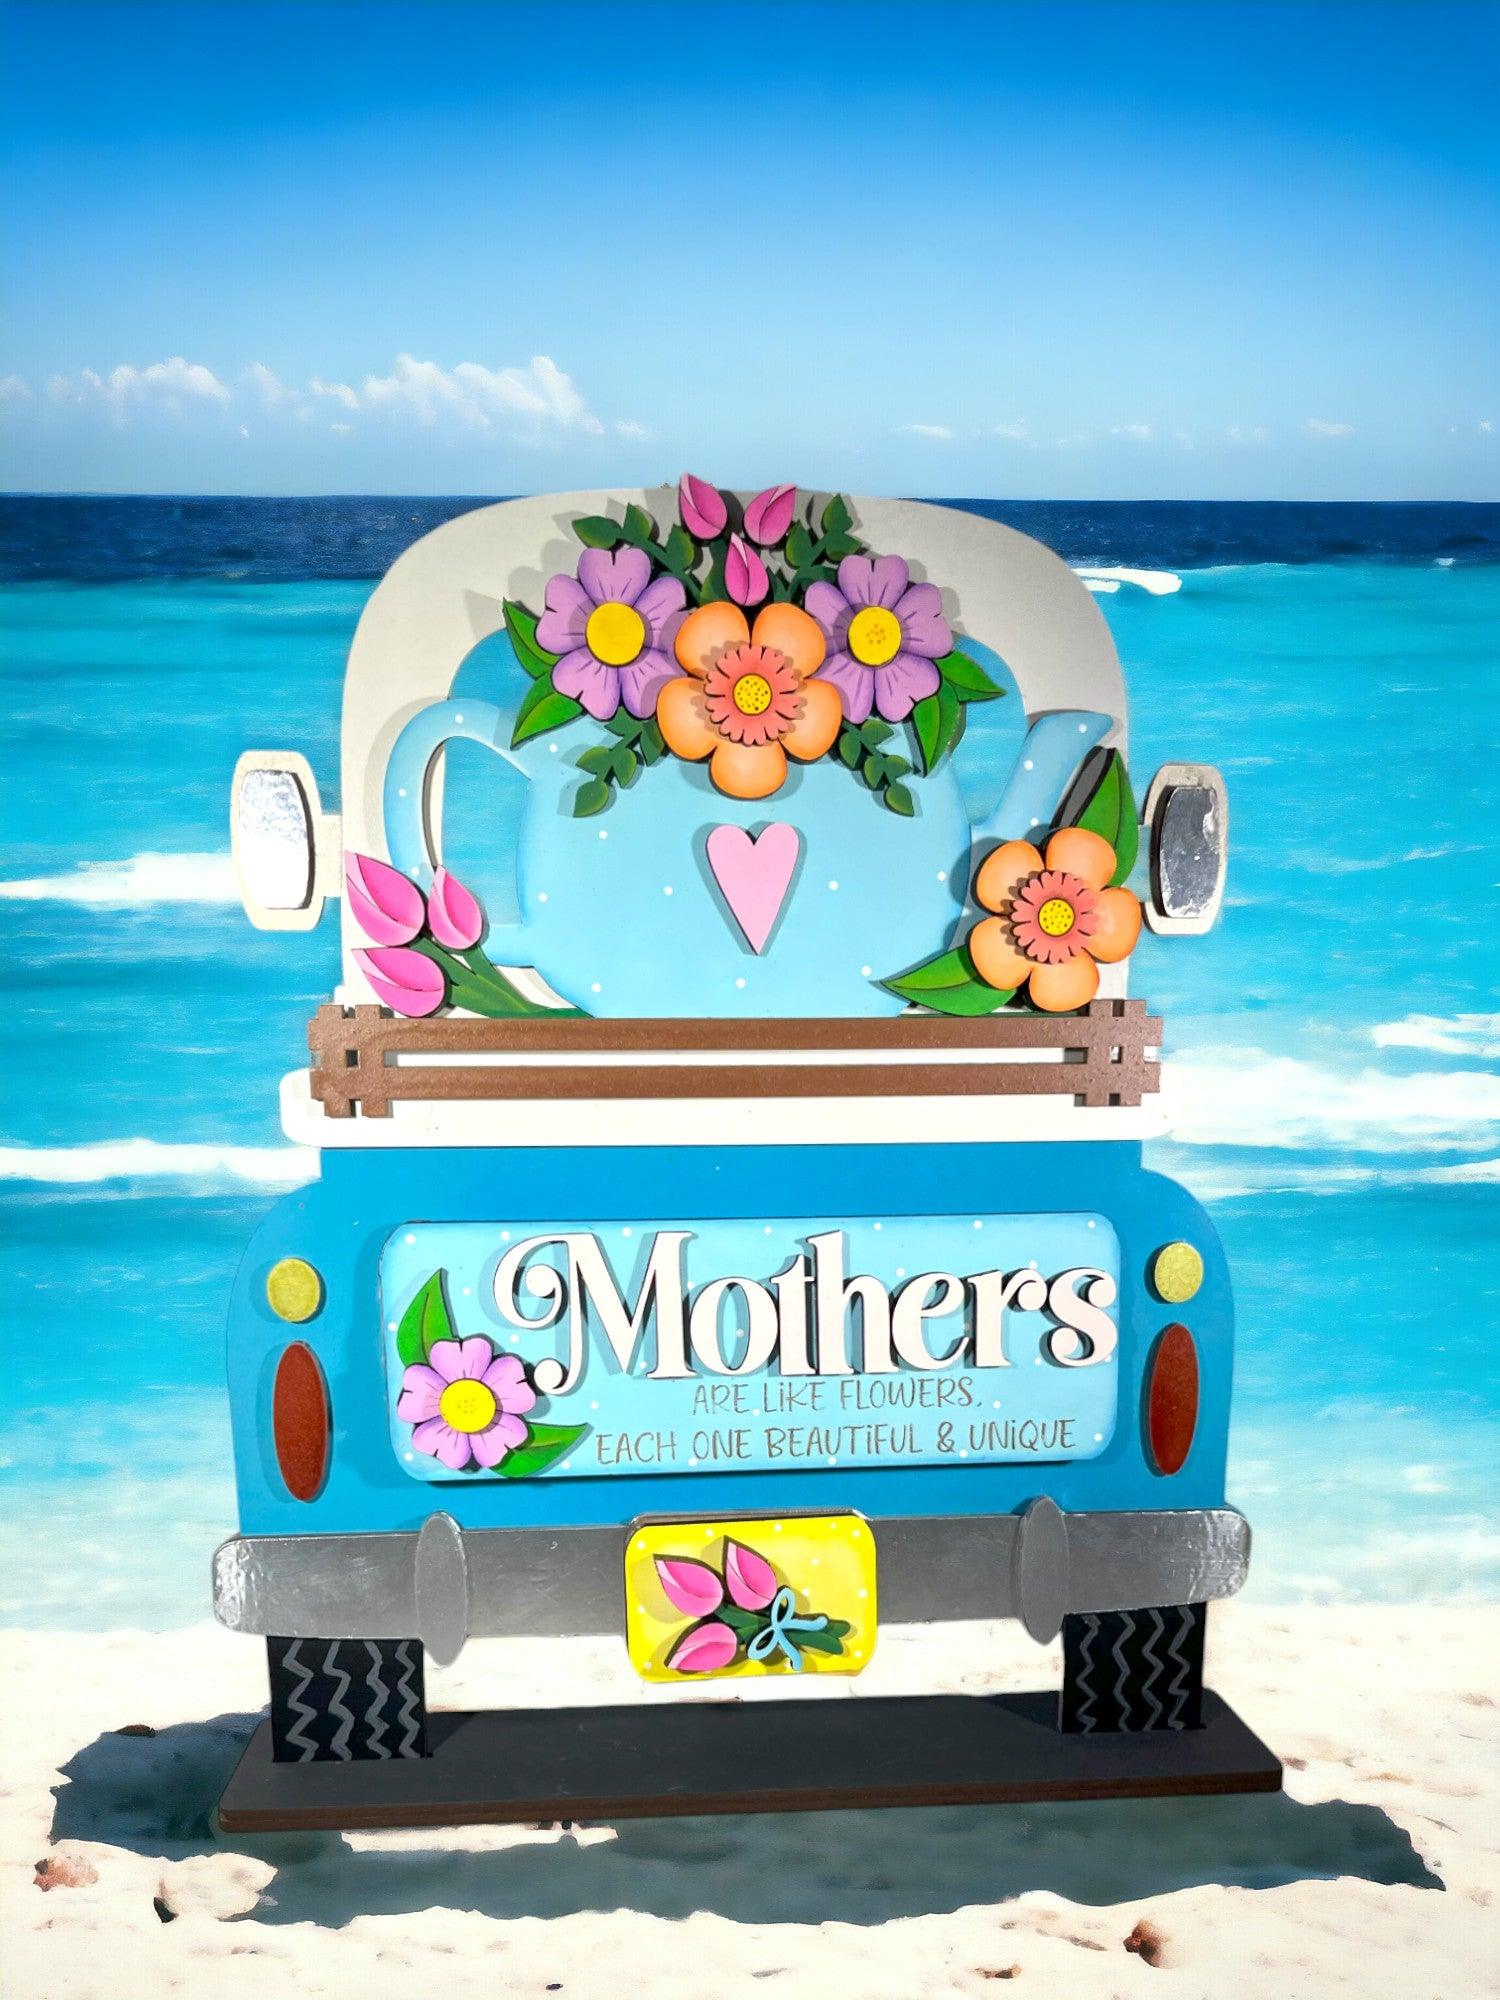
left=625, top=1513, right=878, bottom=1684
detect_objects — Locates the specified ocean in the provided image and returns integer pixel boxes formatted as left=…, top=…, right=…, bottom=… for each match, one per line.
left=1, top=496, right=1496, bottom=1626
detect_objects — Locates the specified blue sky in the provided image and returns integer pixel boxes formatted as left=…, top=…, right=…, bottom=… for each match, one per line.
left=1, top=0, right=1495, bottom=498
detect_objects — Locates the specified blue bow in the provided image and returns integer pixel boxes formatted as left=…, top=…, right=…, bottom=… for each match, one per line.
left=745, top=1586, right=829, bottom=1671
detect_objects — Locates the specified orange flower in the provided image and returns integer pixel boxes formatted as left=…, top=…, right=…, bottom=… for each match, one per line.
left=967, top=825, right=1142, bottom=1012
left=656, top=601, right=842, bottom=800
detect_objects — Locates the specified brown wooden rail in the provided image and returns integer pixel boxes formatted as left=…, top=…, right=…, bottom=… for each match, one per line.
left=305, top=1000, right=1161, bottom=1119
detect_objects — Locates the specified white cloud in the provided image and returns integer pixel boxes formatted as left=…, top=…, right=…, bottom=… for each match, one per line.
left=310, top=375, right=359, bottom=410
left=1371, top=1013, right=1500, bottom=1060
left=992, top=420, right=1029, bottom=441
left=1227, top=424, right=1268, bottom=444
left=330, top=422, right=353, bottom=435
left=901, top=422, right=954, bottom=440
left=361, top=351, right=602, bottom=436
left=238, top=424, right=250, bottom=438
left=49, top=355, right=230, bottom=419
left=1480, top=419, right=1494, bottom=434
left=1305, top=417, right=1355, bottom=437
left=243, top=361, right=292, bottom=408
left=1110, top=423, right=1153, bottom=442
left=0, top=374, right=31, bottom=403
left=614, top=418, right=651, bottom=440
left=1161, top=1047, right=1500, bottom=1154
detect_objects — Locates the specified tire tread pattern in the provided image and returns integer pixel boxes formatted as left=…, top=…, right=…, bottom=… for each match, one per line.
left=1059, top=1603, right=1206, bottom=1733
left=267, top=1636, right=429, bottom=1762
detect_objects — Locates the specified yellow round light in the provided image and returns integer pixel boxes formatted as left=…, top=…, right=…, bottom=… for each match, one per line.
left=439, top=1378, right=498, bottom=1434
left=847, top=605, right=902, bottom=667
left=1038, top=897, right=1076, bottom=936
left=266, top=1257, right=323, bottom=1323
left=1152, top=1241, right=1204, bottom=1304
left=584, top=600, right=646, bottom=666
left=732, top=672, right=773, bottom=715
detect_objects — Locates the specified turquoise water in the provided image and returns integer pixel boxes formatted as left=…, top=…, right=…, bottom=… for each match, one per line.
left=1, top=550, right=1496, bottom=1623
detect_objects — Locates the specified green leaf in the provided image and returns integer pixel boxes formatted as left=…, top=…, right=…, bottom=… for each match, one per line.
left=638, top=718, right=665, bottom=765
left=820, top=493, right=853, bottom=539
left=881, top=944, right=1015, bottom=1015
left=937, top=649, right=1004, bottom=702
left=794, top=1627, right=847, bottom=1656
left=604, top=711, right=641, bottom=740
left=495, top=1421, right=589, bottom=1479
left=915, top=676, right=962, bottom=774
left=572, top=776, right=612, bottom=817
left=572, top=514, right=622, bottom=549
left=860, top=718, right=894, bottom=746
left=502, top=599, right=558, bottom=681
left=575, top=744, right=615, bottom=777
left=511, top=676, right=583, bottom=749
left=1073, top=749, right=1139, bottom=884
left=663, top=523, right=695, bottom=573
left=611, top=745, right=640, bottom=788
left=912, top=693, right=942, bottom=773
left=838, top=728, right=862, bottom=769
left=785, top=521, right=814, bottom=571
left=862, top=752, right=886, bottom=790
left=884, top=781, right=915, bottom=817
left=822, top=533, right=862, bottom=559
left=883, top=753, right=911, bottom=780
left=622, top=501, right=656, bottom=544
left=395, top=1271, right=452, bottom=1367
left=718, top=1605, right=768, bottom=1638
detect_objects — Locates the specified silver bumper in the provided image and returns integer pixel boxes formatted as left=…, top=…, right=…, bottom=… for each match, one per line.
left=214, top=1504, right=1250, bottom=1667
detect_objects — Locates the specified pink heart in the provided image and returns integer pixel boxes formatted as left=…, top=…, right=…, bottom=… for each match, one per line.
left=704, top=822, right=801, bottom=954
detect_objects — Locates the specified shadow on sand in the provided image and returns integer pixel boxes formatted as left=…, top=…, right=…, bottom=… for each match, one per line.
left=50, top=1711, right=1443, bottom=1929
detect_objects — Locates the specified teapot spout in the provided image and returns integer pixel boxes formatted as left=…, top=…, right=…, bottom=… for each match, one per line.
left=973, top=711, right=1114, bottom=845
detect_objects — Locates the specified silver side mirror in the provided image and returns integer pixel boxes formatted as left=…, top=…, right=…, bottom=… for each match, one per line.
left=1142, top=763, right=1228, bottom=935
left=230, top=751, right=340, bottom=931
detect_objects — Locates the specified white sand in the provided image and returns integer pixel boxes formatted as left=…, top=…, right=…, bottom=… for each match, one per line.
left=3, top=1605, right=1496, bottom=1999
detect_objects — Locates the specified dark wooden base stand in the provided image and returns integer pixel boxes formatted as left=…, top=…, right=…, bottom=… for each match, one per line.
left=218, top=1688, right=1280, bottom=1833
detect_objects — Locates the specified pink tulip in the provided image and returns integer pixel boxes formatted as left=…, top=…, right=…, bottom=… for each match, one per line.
left=355, top=945, right=446, bottom=1018
left=655, top=1555, right=725, bottom=1618
left=744, top=483, right=797, bottom=546
left=345, top=851, right=425, bottom=946
left=678, top=472, right=727, bottom=540
left=725, top=532, right=769, bottom=607
left=427, top=866, right=483, bottom=950
left=665, top=1620, right=740, bottom=1674
left=723, top=1540, right=778, bottom=1611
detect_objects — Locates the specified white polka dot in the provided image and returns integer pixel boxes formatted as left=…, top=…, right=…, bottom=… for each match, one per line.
left=386, top=1320, right=397, bottom=1333
left=598, top=829, right=608, bottom=841
left=936, top=869, right=947, bottom=882
left=397, top=786, right=407, bottom=797
left=1030, top=816, right=1040, bottom=827
left=959, top=1449, right=969, bottom=1459
left=992, top=1399, right=1002, bottom=1409
left=549, top=742, right=559, bottom=753
left=593, top=1402, right=601, bottom=1411
left=410, top=866, right=421, bottom=879
left=663, top=884, right=674, bottom=895
left=858, top=1587, right=868, bottom=1599
left=1094, top=1432, right=1104, bottom=1443
left=537, top=891, right=549, bottom=903
left=501, top=1230, right=510, bottom=1240
left=591, top=982, right=602, bottom=993
left=404, top=1232, right=416, bottom=1244
left=454, top=713, right=464, bottom=724
left=688, top=1455, right=698, bottom=1466
left=764, top=1224, right=773, bottom=1234
left=896, top=1266, right=906, bottom=1277
left=1023, top=759, right=1034, bottom=772
left=1078, top=722, right=1088, bottom=733
left=811, top=1555, right=821, bottom=1565
left=404, top=1451, right=413, bottom=1462
left=736, top=977, right=746, bottom=989
left=461, top=1286, right=471, bottom=1297
left=973, top=1219, right=984, bottom=1230
left=873, top=1221, right=883, bottom=1231
left=773, top=1522, right=783, bottom=1532
left=860, top=965, right=872, bottom=977
left=621, top=1225, right=633, bottom=1237
left=827, top=1456, right=837, bottom=1465
left=1086, top=1218, right=1097, bottom=1229
left=828, top=879, right=839, bottom=891
left=1034, top=1355, right=1043, bottom=1365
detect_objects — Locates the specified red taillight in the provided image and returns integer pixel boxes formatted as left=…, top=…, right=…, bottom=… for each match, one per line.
left=273, top=1342, right=329, bottom=1500
left=1146, top=1322, right=1198, bottom=1475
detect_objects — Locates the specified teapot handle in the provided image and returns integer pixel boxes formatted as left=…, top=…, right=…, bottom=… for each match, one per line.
left=381, top=699, right=523, bottom=918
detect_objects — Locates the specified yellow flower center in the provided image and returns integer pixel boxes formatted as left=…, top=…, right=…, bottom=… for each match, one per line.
left=846, top=604, right=903, bottom=666
left=1038, top=897, right=1076, bottom=937
left=585, top=600, right=646, bottom=667
left=438, top=1377, right=498, bottom=1434
left=732, top=672, right=773, bottom=716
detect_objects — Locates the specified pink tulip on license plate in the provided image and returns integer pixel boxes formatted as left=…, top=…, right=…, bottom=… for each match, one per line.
left=624, top=1514, right=878, bottom=1684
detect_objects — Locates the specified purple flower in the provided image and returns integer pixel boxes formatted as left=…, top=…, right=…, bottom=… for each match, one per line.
left=804, top=554, right=953, bottom=724
left=397, top=1337, right=538, bottom=1472
left=678, top=472, right=728, bottom=540
left=536, top=547, right=685, bottom=721
left=427, top=866, right=483, bottom=950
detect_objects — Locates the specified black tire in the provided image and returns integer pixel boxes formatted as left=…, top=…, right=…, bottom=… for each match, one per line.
left=267, top=1637, right=428, bottom=1763
left=1059, top=1603, right=1205, bottom=1734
